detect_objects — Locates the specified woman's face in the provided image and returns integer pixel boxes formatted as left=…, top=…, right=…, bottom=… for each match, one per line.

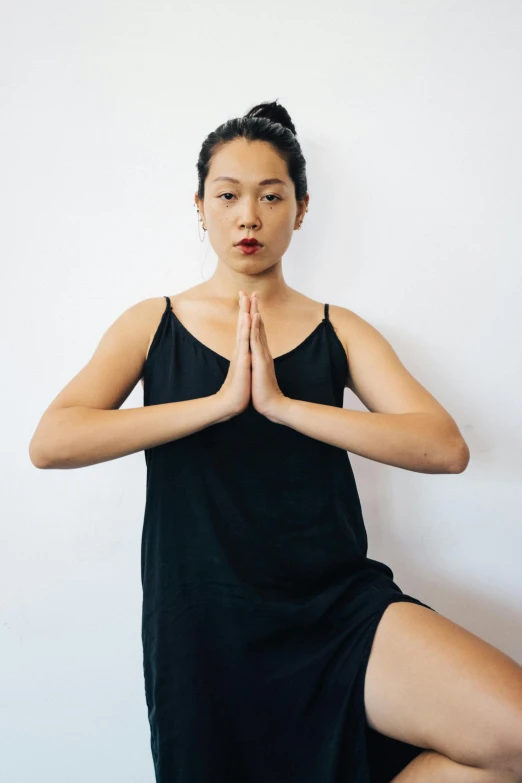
left=195, top=137, right=308, bottom=270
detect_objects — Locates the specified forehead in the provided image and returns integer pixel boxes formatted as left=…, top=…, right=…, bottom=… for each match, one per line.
left=208, top=138, right=289, bottom=186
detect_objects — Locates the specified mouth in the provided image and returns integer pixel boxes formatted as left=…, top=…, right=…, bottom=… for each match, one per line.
left=236, top=239, right=262, bottom=247
left=236, top=243, right=262, bottom=254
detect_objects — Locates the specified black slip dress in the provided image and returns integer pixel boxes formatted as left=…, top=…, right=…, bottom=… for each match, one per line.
left=141, top=295, right=438, bottom=783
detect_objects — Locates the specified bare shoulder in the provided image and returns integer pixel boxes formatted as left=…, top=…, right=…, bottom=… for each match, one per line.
left=326, top=303, right=461, bottom=430
left=138, top=296, right=175, bottom=385
left=35, top=296, right=170, bottom=418
left=99, top=296, right=169, bottom=392
left=326, top=301, right=405, bottom=395
left=141, top=287, right=204, bottom=367
left=327, top=302, right=372, bottom=355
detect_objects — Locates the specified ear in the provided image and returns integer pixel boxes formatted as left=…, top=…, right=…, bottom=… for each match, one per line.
left=297, top=193, right=310, bottom=221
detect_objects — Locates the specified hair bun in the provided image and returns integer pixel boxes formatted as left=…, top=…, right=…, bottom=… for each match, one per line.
left=244, top=99, right=297, bottom=136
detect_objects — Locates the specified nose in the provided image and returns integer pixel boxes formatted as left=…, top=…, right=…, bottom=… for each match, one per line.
left=239, top=199, right=260, bottom=231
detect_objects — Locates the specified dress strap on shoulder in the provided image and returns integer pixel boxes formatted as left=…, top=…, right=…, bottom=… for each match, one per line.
left=164, top=296, right=171, bottom=310
left=324, top=303, right=330, bottom=321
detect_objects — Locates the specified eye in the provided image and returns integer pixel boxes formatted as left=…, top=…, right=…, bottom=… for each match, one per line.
left=218, top=193, right=281, bottom=202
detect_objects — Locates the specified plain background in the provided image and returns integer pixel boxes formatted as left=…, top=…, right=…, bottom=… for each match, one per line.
left=2, top=1, right=521, bottom=781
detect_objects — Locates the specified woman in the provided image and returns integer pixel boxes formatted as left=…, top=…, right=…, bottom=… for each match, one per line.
left=29, top=100, right=522, bottom=783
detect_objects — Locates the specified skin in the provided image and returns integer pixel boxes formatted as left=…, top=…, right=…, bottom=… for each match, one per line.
left=194, top=136, right=310, bottom=417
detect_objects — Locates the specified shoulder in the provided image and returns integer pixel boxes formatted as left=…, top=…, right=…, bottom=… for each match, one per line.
left=323, top=303, right=360, bottom=384
left=139, top=288, right=201, bottom=359
left=326, top=303, right=458, bottom=426
left=327, top=302, right=388, bottom=348
left=130, top=295, right=170, bottom=329
left=286, top=295, right=358, bottom=378
left=137, top=296, right=172, bottom=359
left=327, top=302, right=375, bottom=346
left=121, top=297, right=171, bottom=389
left=107, top=296, right=166, bottom=349
left=326, top=303, right=396, bottom=394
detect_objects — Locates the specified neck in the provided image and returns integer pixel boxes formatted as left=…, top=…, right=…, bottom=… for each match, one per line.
left=201, top=262, right=295, bottom=310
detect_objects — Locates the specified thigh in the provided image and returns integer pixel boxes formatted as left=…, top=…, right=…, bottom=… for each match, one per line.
left=363, top=600, right=522, bottom=769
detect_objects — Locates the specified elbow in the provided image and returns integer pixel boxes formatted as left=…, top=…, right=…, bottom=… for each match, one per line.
left=447, top=438, right=470, bottom=474
left=29, top=440, right=52, bottom=469
left=29, top=410, right=67, bottom=469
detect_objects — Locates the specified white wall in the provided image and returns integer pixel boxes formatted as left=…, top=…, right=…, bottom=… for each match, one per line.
left=2, top=1, right=521, bottom=781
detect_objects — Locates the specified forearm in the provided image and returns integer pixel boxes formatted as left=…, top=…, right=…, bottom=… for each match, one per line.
left=267, top=399, right=468, bottom=474
left=30, top=394, right=234, bottom=470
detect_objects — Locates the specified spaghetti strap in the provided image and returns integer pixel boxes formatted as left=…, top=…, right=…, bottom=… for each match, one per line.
left=164, top=295, right=171, bottom=310
left=324, top=302, right=329, bottom=321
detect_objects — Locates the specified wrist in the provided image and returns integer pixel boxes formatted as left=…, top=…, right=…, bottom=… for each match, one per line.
left=263, top=394, right=293, bottom=424
left=213, top=391, right=241, bottom=423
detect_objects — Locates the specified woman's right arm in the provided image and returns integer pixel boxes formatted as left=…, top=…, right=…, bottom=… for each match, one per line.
left=28, top=298, right=237, bottom=470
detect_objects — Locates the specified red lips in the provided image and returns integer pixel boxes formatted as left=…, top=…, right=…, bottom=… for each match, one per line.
left=237, top=239, right=261, bottom=246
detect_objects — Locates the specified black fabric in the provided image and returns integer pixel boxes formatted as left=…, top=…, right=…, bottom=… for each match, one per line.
left=141, top=296, right=436, bottom=782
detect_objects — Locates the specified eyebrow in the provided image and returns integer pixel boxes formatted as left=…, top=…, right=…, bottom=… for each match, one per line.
left=210, top=176, right=288, bottom=187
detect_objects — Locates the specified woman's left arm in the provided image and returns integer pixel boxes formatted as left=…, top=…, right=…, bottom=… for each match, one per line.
left=254, top=302, right=469, bottom=475
left=266, top=402, right=468, bottom=474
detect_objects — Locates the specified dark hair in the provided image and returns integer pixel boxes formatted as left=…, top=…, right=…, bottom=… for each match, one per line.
left=196, top=99, right=308, bottom=203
